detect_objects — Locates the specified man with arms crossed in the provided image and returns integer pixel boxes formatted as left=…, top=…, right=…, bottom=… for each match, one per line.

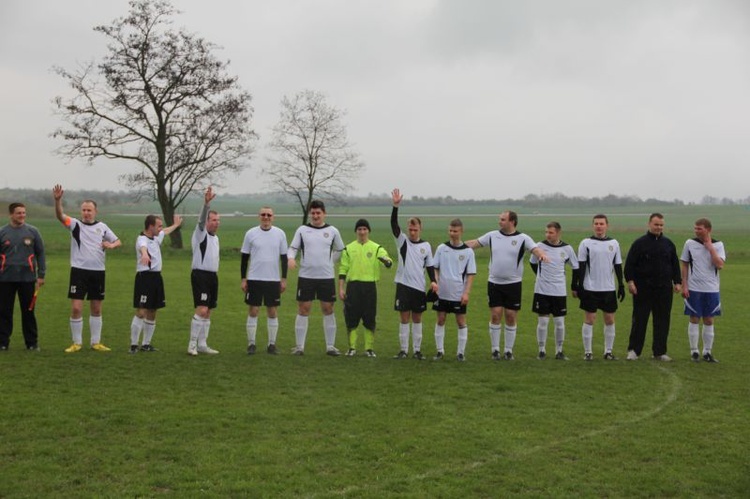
left=241, top=206, right=288, bottom=355
left=53, top=184, right=121, bottom=353
left=681, top=218, right=725, bottom=363
left=576, top=214, right=625, bottom=361
left=287, top=200, right=345, bottom=356
left=187, top=187, right=221, bottom=356
left=467, top=210, right=547, bottom=360
left=529, top=221, right=579, bottom=360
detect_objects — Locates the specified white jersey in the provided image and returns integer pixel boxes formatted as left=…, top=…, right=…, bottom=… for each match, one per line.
left=241, top=226, right=288, bottom=281
left=135, top=231, right=166, bottom=272
left=63, top=217, right=119, bottom=271
left=288, top=224, right=344, bottom=279
left=394, top=231, right=434, bottom=291
left=530, top=240, right=579, bottom=297
left=577, top=236, right=622, bottom=292
left=476, top=230, right=538, bottom=285
left=434, top=242, right=476, bottom=302
left=680, top=238, right=725, bottom=292
left=191, top=222, right=220, bottom=273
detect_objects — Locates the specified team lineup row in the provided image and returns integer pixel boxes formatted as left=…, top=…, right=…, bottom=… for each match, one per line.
left=0, top=186, right=725, bottom=363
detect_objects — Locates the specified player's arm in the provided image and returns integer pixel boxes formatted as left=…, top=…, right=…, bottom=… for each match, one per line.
left=52, top=184, right=70, bottom=226
left=530, top=245, right=549, bottom=262
left=103, top=238, right=122, bottom=251
left=704, top=239, right=725, bottom=270
left=461, top=273, right=475, bottom=305
left=680, top=260, right=690, bottom=298
left=377, top=246, right=393, bottom=268
left=615, top=263, right=625, bottom=302
left=163, top=215, right=183, bottom=235
left=426, top=266, right=438, bottom=293
left=390, top=188, right=403, bottom=237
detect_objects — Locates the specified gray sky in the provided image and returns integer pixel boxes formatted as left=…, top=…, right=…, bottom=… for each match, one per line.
left=1, top=0, right=749, bottom=202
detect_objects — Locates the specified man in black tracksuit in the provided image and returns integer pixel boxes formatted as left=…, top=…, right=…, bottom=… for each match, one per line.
left=624, top=213, right=682, bottom=360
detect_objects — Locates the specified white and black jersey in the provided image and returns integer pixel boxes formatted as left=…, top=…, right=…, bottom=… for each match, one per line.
left=135, top=231, right=166, bottom=272
left=241, top=226, right=288, bottom=281
left=476, top=230, right=538, bottom=285
left=394, top=231, right=434, bottom=292
left=288, top=224, right=344, bottom=279
left=434, top=242, right=476, bottom=302
left=63, top=217, right=118, bottom=271
left=577, top=236, right=622, bottom=292
left=531, top=240, right=579, bottom=297
left=191, top=218, right=220, bottom=273
left=681, top=238, right=725, bottom=292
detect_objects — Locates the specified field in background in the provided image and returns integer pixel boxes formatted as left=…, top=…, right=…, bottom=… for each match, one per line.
left=1, top=204, right=748, bottom=496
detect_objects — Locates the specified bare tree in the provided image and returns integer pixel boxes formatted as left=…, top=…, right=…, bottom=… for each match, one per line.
left=52, top=0, right=257, bottom=248
left=265, top=90, right=364, bottom=224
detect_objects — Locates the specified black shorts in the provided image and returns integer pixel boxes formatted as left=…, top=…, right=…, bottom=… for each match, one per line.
left=433, top=298, right=467, bottom=315
left=532, top=293, right=567, bottom=316
left=191, top=269, right=218, bottom=309
left=343, top=281, right=377, bottom=330
left=133, top=271, right=166, bottom=310
left=245, top=280, right=282, bottom=307
left=579, top=290, right=618, bottom=314
left=394, top=283, right=427, bottom=313
left=487, top=282, right=522, bottom=310
left=68, top=267, right=106, bottom=301
left=296, top=277, right=336, bottom=303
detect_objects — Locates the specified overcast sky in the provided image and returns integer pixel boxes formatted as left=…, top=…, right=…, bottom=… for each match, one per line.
left=1, top=0, right=749, bottom=202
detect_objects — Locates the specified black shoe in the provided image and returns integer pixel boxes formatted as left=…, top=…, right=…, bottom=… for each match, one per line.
left=267, top=344, right=277, bottom=355
left=691, top=351, right=700, bottom=362
left=456, top=353, right=466, bottom=362
left=555, top=351, right=569, bottom=361
left=603, top=352, right=617, bottom=360
left=413, top=351, right=425, bottom=360
left=503, top=351, right=514, bottom=361
left=27, top=345, right=40, bottom=351
left=491, top=350, right=501, bottom=361
left=365, top=349, right=377, bottom=358
left=703, top=352, right=719, bottom=363
left=129, top=345, right=139, bottom=354
left=393, top=350, right=408, bottom=359
left=247, top=343, right=257, bottom=355
left=537, top=350, right=546, bottom=360
left=0, top=345, right=8, bottom=351
left=140, top=344, right=158, bottom=352
left=584, top=352, right=593, bottom=361
left=433, top=351, right=444, bottom=361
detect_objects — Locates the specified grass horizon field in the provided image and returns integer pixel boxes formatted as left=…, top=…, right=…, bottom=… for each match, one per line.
left=1, top=205, right=748, bottom=497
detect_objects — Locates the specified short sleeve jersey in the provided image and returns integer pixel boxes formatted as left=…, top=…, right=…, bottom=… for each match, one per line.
left=191, top=222, right=220, bottom=273
left=289, top=224, right=344, bottom=279
left=577, top=236, right=622, bottom=292
left=394, top=231, right=434, bottom=291
left=136, top=231, right=166, bottom=272
left=680, top=238, right=725, bottom=292
left=530, top=240, right=579, bottom=296
left=476, top=230, right=538, bottom=285
left=433, top=242, right=476, bottom=301
left=63, top=217, right=119, bottom=271
left=241, top=226, right=288, bottom=281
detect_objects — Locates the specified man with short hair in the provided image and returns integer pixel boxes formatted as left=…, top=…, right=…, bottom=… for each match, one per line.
left=529, top=221, right=579, bottom=360
left=0, top=202, right=46, bottom=351
left=241, top=206, right=288, bottom=355
left=390, top=188, right=438, bottom=360
left=576, top=214, right=625, bottom=361
left=287, top=200, right=345, bottom=355
left=53, top=184, right=121, bottom=353
left=432, top=218, right=476, bottom=362
left=187, top=187, right=221, bottom=356
left=624, top=213, right=682, bottom=361
left=467, top=210, right=547, bottom=360
left=338, top=218, right=392, bottom=357
left=681, top=218, right=725, bottom=363
left=130, top=213, right=182, bottom=353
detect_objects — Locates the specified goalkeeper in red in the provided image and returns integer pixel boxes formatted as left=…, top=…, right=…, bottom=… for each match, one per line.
left=338, top=219, right=393, bottom=357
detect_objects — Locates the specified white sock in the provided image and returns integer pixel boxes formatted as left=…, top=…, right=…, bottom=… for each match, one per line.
left=130, top=316, right=143, bottom=345
left=489, top=323, right=501, bottom=352
left=504, top=325, right=517, bottom=352
left=457, top=326, right=468, bottom=355
left=295, top=315, right=308, bottom=349
left=246, top=315, right=258, bottom=345
left=267, top=317, right=279, bottom=345
left=198, top=319, right=211, bottom=347
left=412, top=322, right=423, bottom=352
left=142, top=320, right=156, bottom=345
left=434, top=324, right=445, bottom=353
left=688, top=322, right=700, bottom=352
left=604, top=324, right=615, bottom=353
left=89, top=315, right=102, bottom=345
left=702, top=324, right=715, bottom=353
left=536, top=316, right=549, bottom=352
left=399, top=323, right=410, bottom=352
left=190, top=315, right=202, bottom=342
left=582, top=323, right=593, bottom=353
left=324, top=314, right=337, bottom=349
left=70, top=317, right=83, bottom=345
left=553, top=316, right=566, bottom=352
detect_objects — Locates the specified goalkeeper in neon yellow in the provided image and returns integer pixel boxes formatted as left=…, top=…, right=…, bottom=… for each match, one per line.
left=338, top=219, right=393, bottom=357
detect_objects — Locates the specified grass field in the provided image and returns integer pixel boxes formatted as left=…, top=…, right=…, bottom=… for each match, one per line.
left=1, top=205, right=749, bottom=497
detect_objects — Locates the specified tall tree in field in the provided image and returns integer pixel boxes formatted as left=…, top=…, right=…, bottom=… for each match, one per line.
left=266, top=90, right=364, bottom=224
left=52, top=0, right=257, bottom=248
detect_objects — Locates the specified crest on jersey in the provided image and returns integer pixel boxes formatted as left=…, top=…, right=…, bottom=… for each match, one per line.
left=420, top=248, right=425, bottom=254
left=459, top=255, right=465, bottom=261
left=511, top=240, right=517, bottom=246
left=23, top=238, right=33, bottom=246
left=366, top=252, right=373, bottom=258
left=324, top=232, right=330, bottom=238
left=609, top=245, right=614, bottom=252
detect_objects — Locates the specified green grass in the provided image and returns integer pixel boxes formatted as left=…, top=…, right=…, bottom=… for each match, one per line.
left=1, top=206, right=749, bottom=497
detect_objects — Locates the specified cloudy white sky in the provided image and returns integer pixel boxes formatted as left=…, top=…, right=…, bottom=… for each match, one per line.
left=1, top=0, right=749, bottom=202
